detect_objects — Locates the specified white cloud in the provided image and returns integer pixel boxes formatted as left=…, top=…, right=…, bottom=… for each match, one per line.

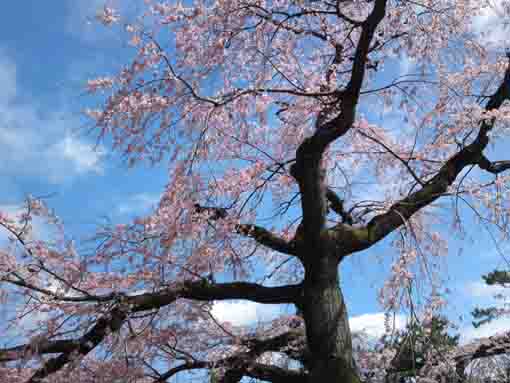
left=117, top=193, right=160, bottom=215
left=52, top=135, right=104, bottom=176
left=211, top=304, right=407, bottom=337
left=461, top=316, right=510, bottom=344
left=461, top=280, right=510, bottom=344
left=465, top=281, right=508, bottom=300
left=211, top=301, right=282, bottom=327
left=0, top=52, right=104, bottom=184
left=349, top=312, right=406, bottom=339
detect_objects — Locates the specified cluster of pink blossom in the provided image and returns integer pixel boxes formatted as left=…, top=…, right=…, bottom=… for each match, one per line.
left=95, top=6, right=120, bottom=26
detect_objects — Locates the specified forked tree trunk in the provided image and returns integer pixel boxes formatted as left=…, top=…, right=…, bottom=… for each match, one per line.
left=301, top=255, right=361, bottom=383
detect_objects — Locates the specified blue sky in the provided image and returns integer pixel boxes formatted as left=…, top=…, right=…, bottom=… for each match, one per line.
left=0, top=2, right=168, bottom=227
left=0, top=1, right=509, bottom=354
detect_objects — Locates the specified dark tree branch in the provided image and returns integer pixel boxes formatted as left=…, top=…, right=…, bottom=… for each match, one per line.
left=326, top=188, right=354, bottom=224
left=478, top=154, right=510, bottom=175
left=152, top=330, right=510, bottom=383
left=194, top=204, right=297, bottom=256
left=252, top=9, right=330, bottom=42
left=194, top=203, right=229, bottom=220
left=290, top=0, right=387, bottom=251
left=0, top=280, right=301, bottom=382
left=346, top=0, right=388, bottom=100
left=243, top=328, right=307, bottom=363
left=155, top=329, right=307, bottom=382
left=128, top=280, right=303, bottom=312
left=217, top=369, right=244, bottom=383
left=18, top=277, right=509, bottom=383
left=155, top=361, right=209, bottom=382
left=0, top=339, right=79, bottom=363
left=26, top=306, right=128, bottom=383
left=335, top=60, right=510, bottom=255
left=156, top=361, right=306, bottom=383
left=357, top=129, right=424, bottom=186
left=241, top=363, right=307, bottom=383
left=3, top=277, right=114, bottom=303
left=454, top=331, right=510, bottom=369
left=236, top=224, right=298, bottom=256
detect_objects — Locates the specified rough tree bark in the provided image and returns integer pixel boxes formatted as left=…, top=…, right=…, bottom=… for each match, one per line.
left=285, top=0, right=388, bottom=380
left=302, top=263, right=358, bottom=382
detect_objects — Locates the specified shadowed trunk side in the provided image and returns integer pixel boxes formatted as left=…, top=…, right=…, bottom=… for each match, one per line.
left=302, top=254, right=360, bottom=383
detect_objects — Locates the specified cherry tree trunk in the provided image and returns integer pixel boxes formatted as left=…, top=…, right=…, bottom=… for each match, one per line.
left=302, top=255, right=361, bottom=383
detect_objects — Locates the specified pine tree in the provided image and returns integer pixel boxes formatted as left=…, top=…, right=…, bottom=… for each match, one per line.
left=384, top=316, right=459, bottom=382
left=472, top=270, right=510, bottom=328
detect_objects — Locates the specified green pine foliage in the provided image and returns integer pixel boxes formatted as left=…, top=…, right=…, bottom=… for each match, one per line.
left=472, top=270, right=510, bottom=328
left=383, top=316, right=459, bottom=379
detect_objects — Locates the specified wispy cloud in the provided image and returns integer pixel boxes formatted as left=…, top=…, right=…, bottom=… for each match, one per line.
left=117, top=193, right=160, bottom=215
left=349, top=312, right=406, bottom=339
left=211, top=301, right=282, bottom=327
left=0, top=52, right=104, bottom=184
left=211, top=302, right=406, bottom=340
left=52, top=135, right=104, bottom=176
left=465, top=281, right=507, bottom=300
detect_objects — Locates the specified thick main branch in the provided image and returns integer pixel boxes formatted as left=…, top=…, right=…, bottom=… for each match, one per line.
left=478, top=154, right=510, bottom=174
left=194, top=204, right=297, bottom=255
left=156, top=328, right=307, bottom=382
left=337, top=61, right=510, bottom=254
left=290, top=0, right=387, bottom=250
left=1, top=280, right=301, bottom=383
